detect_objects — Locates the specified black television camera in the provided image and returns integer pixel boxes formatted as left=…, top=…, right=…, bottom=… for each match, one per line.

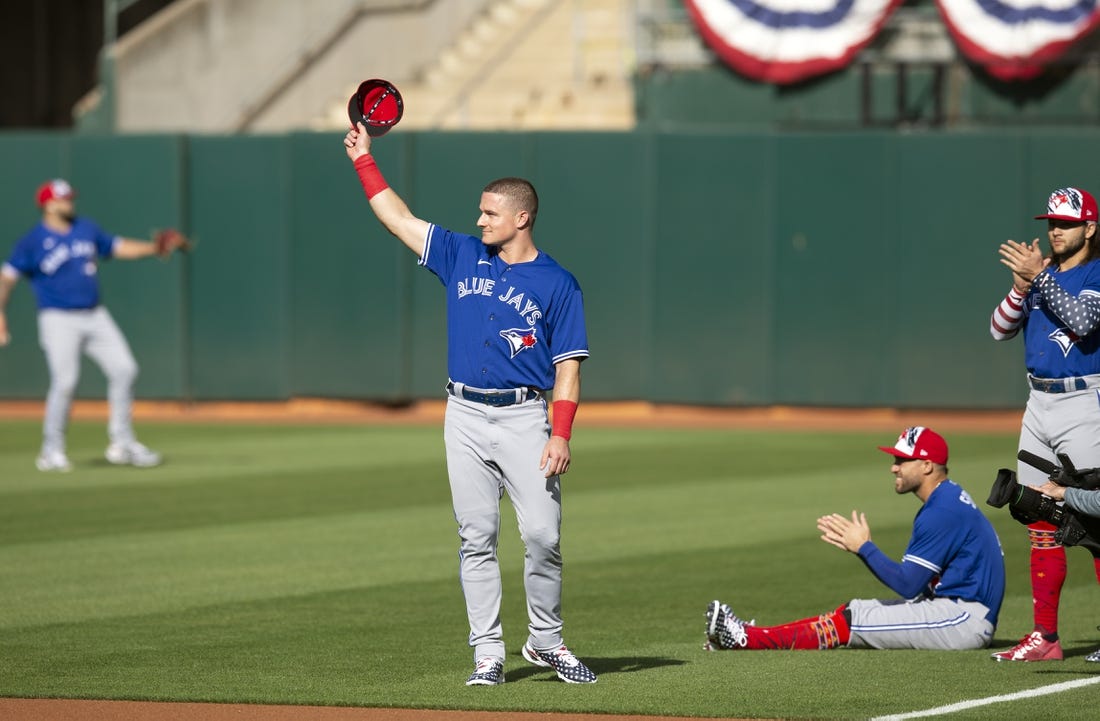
left=987, top=451, right=1100, bottom=553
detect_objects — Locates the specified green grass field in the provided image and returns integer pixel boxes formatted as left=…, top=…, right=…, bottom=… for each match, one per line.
left=2, top=418, right=1100, bottom=719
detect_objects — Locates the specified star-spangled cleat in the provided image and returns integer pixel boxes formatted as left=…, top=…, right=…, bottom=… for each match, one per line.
left=521, top=642, right=597, bottom=684
left=465, top=657, right=505, bottom=686
left=705, top=600, right=750, bottom=650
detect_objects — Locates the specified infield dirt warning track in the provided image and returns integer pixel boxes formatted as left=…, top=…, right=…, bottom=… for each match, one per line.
left=0, top=398, right=1023, bottom=433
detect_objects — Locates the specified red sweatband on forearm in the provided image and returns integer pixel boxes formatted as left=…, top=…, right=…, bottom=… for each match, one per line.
left=551, top=400, right=578, bottom=440
left=354, top=154, right=389, bottom=199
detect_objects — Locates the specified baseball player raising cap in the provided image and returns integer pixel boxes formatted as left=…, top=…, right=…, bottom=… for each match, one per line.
left=0, top=178, right=190, bottom=471
left=989, top=185, right=1100, bottom=662
left=344, top=118, right=595, bottom=686
left=704, top=426, right=1004, bottom=654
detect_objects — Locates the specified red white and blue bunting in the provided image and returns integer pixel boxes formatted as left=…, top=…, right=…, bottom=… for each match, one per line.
left=937, top=0, right=1100, bottom=80
left=683, top=0, right=907, bottom=84
left=684, top=0, right=1100, bottom=83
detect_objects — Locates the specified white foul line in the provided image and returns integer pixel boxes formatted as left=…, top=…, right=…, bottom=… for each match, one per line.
left=869, top=676, right=1100, bottom=720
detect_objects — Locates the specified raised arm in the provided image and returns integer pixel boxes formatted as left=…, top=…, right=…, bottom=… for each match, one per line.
left=992, top=238, right=1046, bottom=340
left=344, top=122, right=430, bottom=257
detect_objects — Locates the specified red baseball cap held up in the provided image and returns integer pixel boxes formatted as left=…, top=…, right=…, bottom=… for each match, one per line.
left=1035, top=187, right=1098, bottom=222
left=347, top=78, right=404, bottom=137
left=877, top=426, right=948, bottom=465
left=36, top=179, right=75, bottom=206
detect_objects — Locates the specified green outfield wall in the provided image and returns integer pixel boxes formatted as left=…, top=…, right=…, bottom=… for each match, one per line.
left=0, top=128, right=1094, bottom=409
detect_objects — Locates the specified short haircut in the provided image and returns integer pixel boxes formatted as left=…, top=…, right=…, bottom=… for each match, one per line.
left=484, top=177, right=538, bottom=227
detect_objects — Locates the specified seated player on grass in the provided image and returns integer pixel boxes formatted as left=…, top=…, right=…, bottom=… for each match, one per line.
left=704, top=427, right=1006, bottom=652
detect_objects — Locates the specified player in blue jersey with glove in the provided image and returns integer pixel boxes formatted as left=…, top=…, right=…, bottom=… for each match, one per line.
left=344, top=123, right=596, bottom=685
left=0, top=179, right=185, bottom=471
left=989, top=186, right=1100, bottom=662
left=705, top=427, right=1006, bottom=652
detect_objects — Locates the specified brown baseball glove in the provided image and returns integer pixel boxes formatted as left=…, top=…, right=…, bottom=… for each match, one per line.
left=153, top=228, right=193, bottom=257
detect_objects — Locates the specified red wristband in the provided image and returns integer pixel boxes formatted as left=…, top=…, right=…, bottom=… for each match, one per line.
left=551, top=400, right=578, bottom=440
left=354, top=154, right=389, bottom=199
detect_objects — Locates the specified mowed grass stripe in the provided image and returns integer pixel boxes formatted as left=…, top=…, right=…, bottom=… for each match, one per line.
left=0, top=506, right=457, bottom=630
left=0, top=460, right=448, bottom=545
left=0, top=423, right=446, bottom=493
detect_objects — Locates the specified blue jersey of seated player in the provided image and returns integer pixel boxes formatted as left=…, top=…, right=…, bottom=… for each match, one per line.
left=420, top=224, right=589, bottom=391
left=902, top=481, right=1006, bottom=625
left=5, top=218, right=117, bottom=310
left=1020, top=261, right=1100, bottom=378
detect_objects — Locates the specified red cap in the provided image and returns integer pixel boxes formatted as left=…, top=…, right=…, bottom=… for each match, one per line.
left=1035, top=187, right=1098, bottom=222
left=36, top=179, right=75, bottom=206
left=877, top=426, right=948, bottom=465
left=347, top=78, right=404, bottom=137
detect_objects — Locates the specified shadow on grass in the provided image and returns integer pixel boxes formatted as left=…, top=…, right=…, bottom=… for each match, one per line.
left=506, top=655, right=687, bottom=682
left=1056, top=641, right=1100, bottom=662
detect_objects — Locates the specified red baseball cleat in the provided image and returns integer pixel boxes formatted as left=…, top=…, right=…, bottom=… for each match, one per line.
left=991, top=631, right=1063, bottom=661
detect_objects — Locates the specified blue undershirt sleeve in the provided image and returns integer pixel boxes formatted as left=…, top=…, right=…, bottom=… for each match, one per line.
left=856, top=541, right=937, bottom=599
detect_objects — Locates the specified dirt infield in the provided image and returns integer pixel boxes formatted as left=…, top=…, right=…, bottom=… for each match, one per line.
left=0, top=399, right=1018, bottom=721
left=0, top=398, right=1022, bottom=432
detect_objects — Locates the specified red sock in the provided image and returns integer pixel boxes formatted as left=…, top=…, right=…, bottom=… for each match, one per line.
left=1094, top=556, right=1100, bottom=584
left=744, top=604, right=851, bottom=650
left=1028, top=522, right=1066, bottom=636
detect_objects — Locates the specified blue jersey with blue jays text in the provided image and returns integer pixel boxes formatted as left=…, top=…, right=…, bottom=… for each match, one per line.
left=4, top=218, right=117, bottom=310
left=420, top=224, right=589, bottom=390
left=904, top=480, right=1006, bottom=625
left=1021, top=260, right=1100, bottom=377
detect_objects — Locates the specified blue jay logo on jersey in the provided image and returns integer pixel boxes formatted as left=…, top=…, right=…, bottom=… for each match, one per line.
left=500, top=327, right=537, bottom=358
left=1049, top=327, right=1080, bottom=357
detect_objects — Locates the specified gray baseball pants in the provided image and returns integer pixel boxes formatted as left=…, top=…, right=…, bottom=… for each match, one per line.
left=443, top=393, right=563, bottom=662
left=847, top=598, right=995, bottom=650
left=37, top=307, right=138, bottom=454
left=1016, top=383, right=1100, bottom=487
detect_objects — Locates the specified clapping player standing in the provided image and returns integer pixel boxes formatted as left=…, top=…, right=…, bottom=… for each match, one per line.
left=990, top=186, right=1100, bottom=661
left=343, top=122, right=596, bottom=685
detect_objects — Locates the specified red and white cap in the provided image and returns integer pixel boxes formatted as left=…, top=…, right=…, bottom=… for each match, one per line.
left=877, top=426, right=948, bottom=465
left=1035, top=187, right=1097, bottom=222
left=36, top=179, right=75, bottom=206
